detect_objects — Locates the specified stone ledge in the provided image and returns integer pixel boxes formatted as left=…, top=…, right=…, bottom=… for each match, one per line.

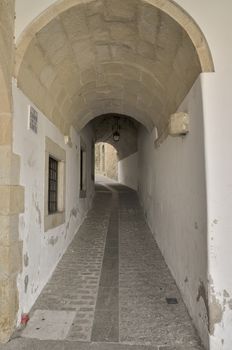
left=44, top=211, right=65, bottom=232
left=169, top=112, right=189, bottom=136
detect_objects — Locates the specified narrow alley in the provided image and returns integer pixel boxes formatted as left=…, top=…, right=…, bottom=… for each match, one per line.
left=0, top=178, right=203, bottom=350
left=1, top=1, right=232, bottom=348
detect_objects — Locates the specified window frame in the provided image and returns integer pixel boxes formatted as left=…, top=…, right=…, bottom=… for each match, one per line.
left=44, top=137, right=66, bottom=231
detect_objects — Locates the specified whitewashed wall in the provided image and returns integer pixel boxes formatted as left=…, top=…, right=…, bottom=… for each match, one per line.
left=12, top=82, right=94, bottom=321
left=138, top=77, right=209, bottom=348
left=118, top=153, right=138, bottom=191
left=176, top=2, right=232, bottom=349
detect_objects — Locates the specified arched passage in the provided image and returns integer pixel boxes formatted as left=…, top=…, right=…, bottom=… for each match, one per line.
left=93, top=114, right=140, bottom=185
left=0, top=0, right=216, bottom=347
left=15, top=0, right=214, bottom=139
left=95, top=142, right=118, bottom=180
left=91, top=114, right=139, bottom=159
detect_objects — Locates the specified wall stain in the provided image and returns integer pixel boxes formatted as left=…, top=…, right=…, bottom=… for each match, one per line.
left=48, top=236, right=59, bottom=246
left=31, top=283, right=39, bottom=295
left=27, top=152, right=36, bottom=168
left=223, top=289, right=232, bottom=310
left=196, top=280, right=209, bottom=323
left=24, top=253, right=29, bottom=267
left=71, top=208, right=78, bottom=217
left=24, top=275, right=29, bottom=293
left=209, top=294, right=224, bottom=335
left=223, top=290, right=230, bottom=298
left=194, top=222, right=198, bottom=230
left=66, top=207, right=79, bottom=234
left=33, top=193, right=42, bottom=226
left=184, top=277, right=188, bottom=283
left=208, top=275, right=229, bottom=335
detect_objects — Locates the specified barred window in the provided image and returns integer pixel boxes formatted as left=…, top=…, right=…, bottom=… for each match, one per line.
left=80, top=143, right=87, bottom=198
left=80, top=148, right=84, bottom=192
left=48, top=156, right=58, bottom=214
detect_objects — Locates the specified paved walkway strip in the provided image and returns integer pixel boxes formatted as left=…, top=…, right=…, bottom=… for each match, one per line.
left=91, top=190, right=119, bottom=342
left=31, top=191, right=112, bottom=342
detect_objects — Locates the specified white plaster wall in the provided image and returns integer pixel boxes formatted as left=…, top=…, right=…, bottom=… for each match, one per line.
left=138, top=77, right=208, bottom=348
left=175, top=2, right=232, bottom=349
left=118, top=153, right=138, bottom=191
left=201, top=73, right=232, bottom=350
left=12, top=82, right=94, bottom=321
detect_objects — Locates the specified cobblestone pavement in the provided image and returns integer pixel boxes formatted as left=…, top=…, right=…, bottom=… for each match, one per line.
left=0, top=178, right=204, bottom=350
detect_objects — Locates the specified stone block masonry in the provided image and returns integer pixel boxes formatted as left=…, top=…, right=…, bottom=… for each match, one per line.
left=0, top=0, right=25, bottom=343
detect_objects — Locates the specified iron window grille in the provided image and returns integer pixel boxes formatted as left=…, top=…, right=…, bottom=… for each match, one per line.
left=48, top=156, right=58, bottom=214
left=80, top=148, right=84, bottom=191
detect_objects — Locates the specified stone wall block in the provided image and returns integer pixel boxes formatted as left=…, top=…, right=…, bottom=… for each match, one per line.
left=0, top=146, right=20, bottom=185
left=0, top=241, right=23, bottom=275
left=0, top=276, right=18, bottom=310
left=0, top=215, right=19, bottom=245
left=104, top=0, right=136, bottom=21
left=0, top=186, right=25, bottom=215
left=169, top=112, right=190, bottom=136
left=0, top=114, right=12, bottom=145
left=0, top=82, right=11, bottom=114
left=0, top=0, right=19, bottom=343
left=0, top=275, right=18, bottom=343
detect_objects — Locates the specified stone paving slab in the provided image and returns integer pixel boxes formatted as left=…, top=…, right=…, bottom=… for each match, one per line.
left=21, top=310, right=76, bottom=340
left=91, top=190, right=119, bottom=343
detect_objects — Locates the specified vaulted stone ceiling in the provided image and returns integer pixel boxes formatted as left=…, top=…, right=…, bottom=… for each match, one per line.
left=16, top=0, right=212, bottom=137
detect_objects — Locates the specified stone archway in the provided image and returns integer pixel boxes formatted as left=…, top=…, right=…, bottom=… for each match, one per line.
left=0, top=0, right=24, bottom=343
left=15, top=0, right=214, bottom=75
left=15, top=0, right=214, bottom=140
left=92, top=114, right=140, bottom=189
